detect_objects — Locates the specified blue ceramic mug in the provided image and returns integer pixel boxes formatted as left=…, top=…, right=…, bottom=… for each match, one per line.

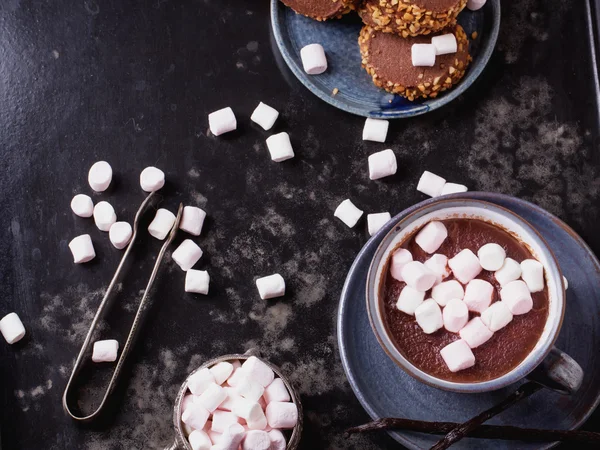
left=366, top=198, right=583, bottom=394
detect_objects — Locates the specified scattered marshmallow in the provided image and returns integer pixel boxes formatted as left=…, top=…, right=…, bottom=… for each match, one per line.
left=431, top=280, right=464, bottom=307
left=500, top=280, right=533, bottom=315
left=93, top=201, right=117, bottom=232
left=448, top=249, right=482, bottom=284
left=180, top=206, right=207, bottom=236
left=390, top=248, right=413, bottom=281
left=209, top=107, right=237, bottom=136
left=71, top=194, right=94, bottom=218
left=396, top=286, right=426, bottom=315
left=235, top=378, right=265, bottom=403
left=148, top=208, right=176, bottom=240
left=188, top=430, right=212, bottom=450
left=442, top=298, right=469, bottom=333
left=440, top=339, right=475, bottom=372
left=183, top=403, right=211, bottom=433
left=69, top=234, right=96, bottom=263
left=196, top=383, right=228, bottom=412
left=217, top=423, right=245, bottom=450
left=417, top=171, right=446, bottom=198
left=300, top=43, right=327, bottom=75
left=367, top=212, right=391, bottom=236
left=368, top=149, right=397, bottom=180
left=477, top=243, right=506, bottom=271
left=400, top=261, right=437, bottom=292
left=563, top=275, right=569, bottom=290
left=431, top=33, right=458, bottom=55
left=459, top=317, right=493, bottom=349
left=172, top=239, right=203, bottom=271
left=92, top=339, right=119, bottom=363
left=362, top=118, right=389, bottom=143
left=494, top=257, right=522, bottom=286
left=463, top=279, right=494, bottom=313
left=211, top=410, right=241, bottom=434
left=109, top=221, right=132, bottom=250
left=334, top=199, right=363, bottom=228
left=88, top=161, right=112, bottom=192
left=255, top=274, right=285, bottom=300
left=264, top=378, right=290, bottom=404
left=467, top=0, right=486, bottom=11
left=251, top=102, right=279, bottom=131
left=267, top=429, right=286, bottom=450
left=243, top=430, right=271, bottom=450
left=414, top=299, right=443, bottom=334
left=0, top=313, right=26, bottom=344
left=242, top=356, right=275, bottom=387
left=265, top=402, right=298, bottom=429
left=424, top=254, right=450, bottom=284
left=520, top=259, right=545, bottom=293
left=481, top=301, right=513, bottom=332
left=411, top=43, right=436, bottom=67
left=188, top=368, right=216, bottom=395
left=186, top=269, right=210, bottom=295
left=441, top=182, right=468, bottom=195
left=140, top=166, right=165, bottom=192
left=210, top=362, right=234, bottom=385
left=415, top=221, right=448, bottom=254
left=266, top=132, right=295, bottom=162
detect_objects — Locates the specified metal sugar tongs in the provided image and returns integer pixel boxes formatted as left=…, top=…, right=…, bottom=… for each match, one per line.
left=62, top=192, right=183, bottom=422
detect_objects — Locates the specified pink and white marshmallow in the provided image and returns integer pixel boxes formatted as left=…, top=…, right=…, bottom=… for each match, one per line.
left=71, top=194, right=94, bottom=218
left=415, top=221, right=448, bottom=254
left=226, top=367, right=246, bottom=387
left=266, top=132, right=295, bottom=162
left=520, top=259, right=545, bottom=293
left=195, top=383, right=227, bottom=412
left=442, top=298, right=469, bottom=333
left=148, top=208, right=176, bottom=240
left=300, top=43, right=327, bottom=75
left=400, top=261, right=437, bottom=292
left=334, top=199, right=363, bottom=228
left=234, top=378, right=265, bottom=403
left=69, top=234, right=96, bottom=263
left=140, top=166, right=165, bottom=192
left=411, top=43, right=436, bottom=67
left=185, top=269, right=210, bottom=295
left=211, top=410, right=241, bottom=434
left=210, top=362, right=234, bottom=385
left=232, top=398, right=267, bottom=430
left=367, top=212, right=392, bottom=236
left=93, top=201, right=117, bottom=232
left=264, top=378, right=291, bottom=404
left=440, top=339, right=475, bottom=372
left=188, top=430, right=212, bottom=450
left=243, top=430, right=271, bottom=450
left=477, top=243, right=506, bottom=271
left=463, top=279, right=494, bottom=313
left=431, top=280, right=464, bottom=307
left=459, top=317, right=493, bottom=349
left=467, top=0, right=486, bottom=11
left=362, top=118, right=389, bottom=143
left=424, top=254, right=451, bottom=284
left=448, top=249, right=482, bottom=284
left=218, top=387, right=242, bottom=412
left=396, top=286, right=425, bottom=315
left=480, top=301, right=513, bottom=332
left=251, top=102, right=279, bottom=131
left=414, top=299, right=443, bottom=334
left=209, top=107, right=237, bottom=136
left=368, top=149, right=397, bottom=180
left=268, top=429, right=287, bottom=450
left=182, top=403, right=211, bottom=431
left=88, top=161, right=112, bottom=192
left=255, top=274, right=285, bottom=300
left=500, top=280, right=533, bottom=315
left=494, top=258, right=522, bottom=286
left=92, top=339, right=119, bottom=362
left=109, top=222, right=133, bottom=249
left=0, top=313, right=26, bottom=344
left=431, top=33, right=457, bottom=55
left=180, top=206, right=207, bottom=236
left=390, top=248, right=413, bottom=281
left=217, top=423, right=246, bottom=450
left=188, top=368, right=216, bottom=395
left=242, top=357, right=275, bottom=388
left=441, top=182, right=468, bottom=195
left=417, top=171, right=446, bottom=197
left=265, top=401, right=298, bottom=429
left=172, top=239, right=203, bottom=271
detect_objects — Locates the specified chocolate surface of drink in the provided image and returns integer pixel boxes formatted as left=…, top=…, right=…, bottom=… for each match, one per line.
left=380, top=219, right=549, bottom=383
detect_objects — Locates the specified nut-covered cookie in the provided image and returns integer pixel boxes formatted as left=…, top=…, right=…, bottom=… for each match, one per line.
left=280, top=0, right=359, bottom=21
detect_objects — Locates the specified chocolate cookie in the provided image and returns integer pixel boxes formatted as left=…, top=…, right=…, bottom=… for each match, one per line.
left=280, top=0, right=358, bottom=21
left=359, top=0, right=467, bottom=37
left=359, top=24, right=471, bottom=101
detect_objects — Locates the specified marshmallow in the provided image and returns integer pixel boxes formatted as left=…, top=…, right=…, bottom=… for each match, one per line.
left=494, top=257, right=522, bottom=286
left=417, top=171, right=446, bottom=197
left=246, top=406, right=268, bottom=431
left=367, top=212, right=391, bottom=236
left=186, top=269, right=210, bottom=295
left=368, top=149, right=397, bottom=180
left=500, top=280, right=533, bottom=315
left=440, top=339, right=476, bottom=373
left=441, top=182, right=468, bottom=195
left=520, top=259, right=545, bottom=293
left=481, top=301, right=513, bottom=332
left=242, top=430, right=271, bottom=450
left=411, top=43, right=436, bottom=67
left=71, top=194, right=94, bottom=218
left=362, top=118, right=389, bottom=143
left=459, top=317, right=493, bottom=349
left=189, top=430, right=212, bottom=450
left=424, top=254, right=451, bottom=284
left=431, top=280, right=464, bottom=307
left=267, top=429, right=286, bottom=450
left=442, top=298, right=469, bottom=333
left=448, top=249, right=482, bottom=284
left=463, top=279, right=494, bottom=313
left=219, top=387, right=243, bottom=411
left=215, top=423, right=245, bottom=450
left=334, top=199, right=363, bottom=228
left=211, top=411, right=241, bottom=434
left=148, top=208, right=176, bottom=240
left=88, top=161, right=112, bottom=192
left=182, top=394, right=195, bottom=414
left=264, top=378, right=290, bottom=404
left=255, top=274, right=285, bottom=300
left=140, top=166, right=165, bottom=192
left=231, top=360, right=241, bottom=370
left=431, top=33, right=458, bottom=55
left=232, top=398, right=263, bottom=422
left=396, top=286, right=425, bottom=315
left=251, top=102, right=279, bottom=131
left=266, top=132, right=295, bottom=162
left=93, top=201, right=117, bottom=232
left=415, top=221, right=448, bottom=254
left=265, top=401, right=298, bottom=429
left=210, top=362, right=234, bottom=385
left=92, top=339, right=119, bottom=363
left=69, top=234, right=96, bottom=263
left=242, top=356, right=275, bottom=387
left=390, top=248, right=413, bottom=281
left=467, top=0, right=486, bottom=11
left=109, top=222, right=132, bottom=250
left=0, top=313, right=26, bottom=344
left=195, top=383, right=227, bottom=412
left=234, top=378, right=265, bottom=403
left=477, top=243, right=506, bottom=271
left=300, top=43, right=327, bottom=75
left=180, top=206, right=207, bottom=236
left=209, top=107, right=237, bottom=136
left=172, top=239, right=203, bottom=271
left=208, top=430, right=222, bottom=445
left=183, top=403, right=211, bottom=432
left=400, top=261, right=437, bottom=292
left=188, top=368, right=216, bottom=395
left=227, top=367, right=246, bottom=387
left=563, top=275, right=569, bottom=290
left=414, top=299, right=443, bottom=334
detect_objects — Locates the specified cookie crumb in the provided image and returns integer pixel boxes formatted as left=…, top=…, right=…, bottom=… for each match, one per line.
left=332, top=87, right=339, bottom=96
left=471, top=31, right=478, bottom=39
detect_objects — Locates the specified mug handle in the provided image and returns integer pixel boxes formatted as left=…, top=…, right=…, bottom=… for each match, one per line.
left=527, top=346, right=584, bottom=395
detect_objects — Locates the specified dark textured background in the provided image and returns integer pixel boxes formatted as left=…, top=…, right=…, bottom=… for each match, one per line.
left=1, top=0, right=599, bottom=449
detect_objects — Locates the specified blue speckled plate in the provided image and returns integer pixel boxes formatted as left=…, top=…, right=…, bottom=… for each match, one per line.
left=337, top=192, right=600, bottom=449
left=270, top=1, right=500, bottom=118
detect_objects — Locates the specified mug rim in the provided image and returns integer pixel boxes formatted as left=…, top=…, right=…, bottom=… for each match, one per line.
left=366, top=198, right=566, bottom=393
